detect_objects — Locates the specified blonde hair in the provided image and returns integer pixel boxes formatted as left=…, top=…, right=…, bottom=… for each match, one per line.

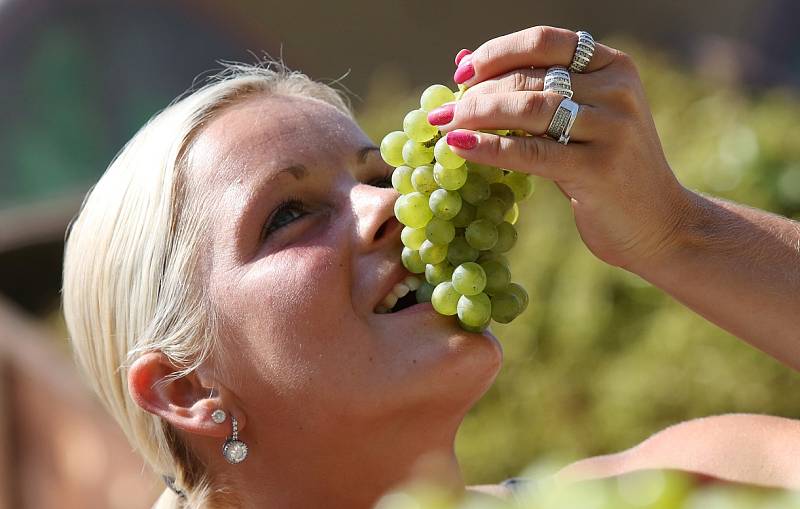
left=62, top=62, right=351, bottom=508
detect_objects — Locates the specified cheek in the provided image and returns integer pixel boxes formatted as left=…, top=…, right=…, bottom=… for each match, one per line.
left=215, top=243, right=371, bottom=385
left=241, top=245, right=348, bottom=335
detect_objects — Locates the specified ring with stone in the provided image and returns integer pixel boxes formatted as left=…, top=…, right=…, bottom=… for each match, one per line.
left=546, top=97, right=580, bottom=145
left=543, top=66, right=573, bottom=99
left=569, top=31, right=595, bottom=73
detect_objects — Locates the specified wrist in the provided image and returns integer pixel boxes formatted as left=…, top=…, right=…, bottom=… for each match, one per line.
left=623, top=183, right=706, bottom=278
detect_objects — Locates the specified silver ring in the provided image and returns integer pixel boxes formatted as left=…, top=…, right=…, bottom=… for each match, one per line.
left=543, top=66, right=573, bottom=99
left=569, top=31, right=595, bottom=73
left=546, top=98, right=580, bottom=145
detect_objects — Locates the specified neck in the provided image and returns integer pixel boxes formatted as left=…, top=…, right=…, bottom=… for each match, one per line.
left=205, top=411, right=467, bottom=509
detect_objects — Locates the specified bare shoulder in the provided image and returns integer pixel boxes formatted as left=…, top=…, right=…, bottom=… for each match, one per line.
left=466, top=483, right=514, bottom=501
left=557, top=413, right=800, bottom=489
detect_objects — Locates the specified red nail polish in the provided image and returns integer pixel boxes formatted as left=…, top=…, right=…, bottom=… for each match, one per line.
left=454, top=49, right=472, bottom=66
left=453, top=56, right=475, bottom=84
left=446, top=130, right=478, bottom=150
left=427, top=103, right=455, bottom=125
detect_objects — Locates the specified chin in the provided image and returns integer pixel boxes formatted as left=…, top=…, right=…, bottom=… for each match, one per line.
left=444, top=327, right=504, bottom=395
left=417, top=319, right=504, bottom=413
left=369, top=306, right=504, bottom=417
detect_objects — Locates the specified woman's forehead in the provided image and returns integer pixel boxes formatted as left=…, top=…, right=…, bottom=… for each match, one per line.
left=185, top=94, right=363, bottom=190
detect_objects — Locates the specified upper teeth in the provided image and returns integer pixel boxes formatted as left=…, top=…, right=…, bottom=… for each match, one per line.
left=375, top=276, right=423, bottom=314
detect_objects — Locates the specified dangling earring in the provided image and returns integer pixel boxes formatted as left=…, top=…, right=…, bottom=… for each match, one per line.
left=221, top=414, right=248, bottom=464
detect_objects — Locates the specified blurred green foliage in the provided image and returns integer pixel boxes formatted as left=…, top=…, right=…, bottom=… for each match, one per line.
left=357, top=41, right=800, bottom=486
left=374, top=469, right=800, bottom=509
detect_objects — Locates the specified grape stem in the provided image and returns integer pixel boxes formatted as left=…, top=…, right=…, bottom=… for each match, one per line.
left=454, top=83, right=468, bottom=101
left=424, top=132, right=442, bottom=148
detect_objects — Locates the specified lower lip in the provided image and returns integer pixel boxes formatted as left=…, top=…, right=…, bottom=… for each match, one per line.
left=377, top=303, right=497, bottom=338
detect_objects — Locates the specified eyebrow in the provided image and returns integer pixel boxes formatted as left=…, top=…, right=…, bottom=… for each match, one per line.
left=269, top=164, right=308, bottom=183
left=268, top=146, right=377, bottom=184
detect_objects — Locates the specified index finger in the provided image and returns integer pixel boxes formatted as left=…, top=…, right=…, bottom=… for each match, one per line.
left=456, top=26, right=621, bottom=87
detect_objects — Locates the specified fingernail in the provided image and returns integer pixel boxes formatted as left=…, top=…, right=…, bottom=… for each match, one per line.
left=454, top=49, right=472, bottom=66
left=427, top=103, right=455, bottom=125
left=453, top=55, right=474, bottom=84
left=446, top=130, right=478, bottom=150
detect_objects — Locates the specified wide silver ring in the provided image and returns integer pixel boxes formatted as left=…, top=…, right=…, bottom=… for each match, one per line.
left=546, top=98, right=580, bottom=145
left=543, top=66, right=572, bottom=99
left=569, top=31, right=595, bottom=73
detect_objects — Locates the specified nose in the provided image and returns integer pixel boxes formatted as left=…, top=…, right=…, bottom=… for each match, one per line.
left=351, top=184, right=403, bottom=252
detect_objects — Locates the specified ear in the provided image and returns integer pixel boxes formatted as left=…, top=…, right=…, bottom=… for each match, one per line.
left=127, top=351, right=244, bottom=438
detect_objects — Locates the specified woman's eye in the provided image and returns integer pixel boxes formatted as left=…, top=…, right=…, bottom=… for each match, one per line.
left=262, top=200, right=307, bottom=240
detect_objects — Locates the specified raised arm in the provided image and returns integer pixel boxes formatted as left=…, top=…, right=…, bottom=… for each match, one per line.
left=433, top=26, right=800, bottom=367
left=633, top=191, right=800, bottom=369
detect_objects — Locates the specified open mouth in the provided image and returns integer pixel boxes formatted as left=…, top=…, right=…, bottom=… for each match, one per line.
left=375, top=275, right=423, bottom=314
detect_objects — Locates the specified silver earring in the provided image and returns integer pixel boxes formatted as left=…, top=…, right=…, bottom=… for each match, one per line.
left=222, top=415, right=248, bottom=464
left=211, top=409, right=227, bottom=424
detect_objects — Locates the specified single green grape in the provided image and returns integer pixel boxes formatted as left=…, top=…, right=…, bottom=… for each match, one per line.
left=480, top=260, right=511, bottom=294
left=470, top=163, right=504, bottom=183
left=415, top=282, right=435, bottom=303
left=391, top=166, right=414, bottom=194
left=425, top=217, right=455, bottom=245
left=428, top=188, right=462, bottom=220
left=503, top=202, right=519, bottom=225
left=457, top=292, right=492, bottom=327
left=433, top=163, right=468, bottom=191
left=446, top=236, right=479, bottom=266
left=419, top=239, right=448, bottom=264
left=425, top=261, right=455, bottom=286
left=394, top=192, right=433, bottom=228
left=411, top=165, right=438, bottom=195
left=401, top=247, right=426, bottom=274
left=490, top=292, right=521, bottom=323
left=465, top=219, right=498, bottom=250
left=403, top=109, right=438, bottom=142
left=402, top=139, right=434, bottom=167
left=458, top=317, right=490, bottom=332
left=434, top=137, right=465, bottom=169
left=401, top=226, right=426, bottom=250
left=452, top=262, right=487, bottom=296
left=420, top=84, right=456, bottom=111
left=492, top=221, right=518, bottom=253
left=490, top=182, right=516, bottom=210
left=459, top=172, right=491, bottom=205
left=380, top=131, right=408, bottom=167
left=478, top=251, right=509, bottom=267
left=476, top=196, right=509, bottom=224
left=431, top=281, right=461, bottom=315
left=507, top=282, right=529, bottom=312
left=503, top=171, right=534, bottom=201
left=451, top=201, right=476, bottom=228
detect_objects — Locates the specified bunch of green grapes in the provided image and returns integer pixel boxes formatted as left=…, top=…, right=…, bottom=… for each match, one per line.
left=381, top=84, right=533, bottom=332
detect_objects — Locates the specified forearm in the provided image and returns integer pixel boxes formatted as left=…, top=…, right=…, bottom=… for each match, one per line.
left=632, top=188, right=800, bottom=369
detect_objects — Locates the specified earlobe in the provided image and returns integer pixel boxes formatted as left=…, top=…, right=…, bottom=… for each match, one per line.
left=127, top=351, right=239, bottom=438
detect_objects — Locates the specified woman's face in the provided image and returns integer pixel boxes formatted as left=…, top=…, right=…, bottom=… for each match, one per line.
left=186, top=93, right=502, bottom=444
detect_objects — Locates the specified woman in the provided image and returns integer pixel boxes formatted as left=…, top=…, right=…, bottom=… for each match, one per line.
left=62, top=26, right=800, bottom=508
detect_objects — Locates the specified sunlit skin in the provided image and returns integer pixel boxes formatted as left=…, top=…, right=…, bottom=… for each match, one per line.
left=128, top=94, right=503, bottom=508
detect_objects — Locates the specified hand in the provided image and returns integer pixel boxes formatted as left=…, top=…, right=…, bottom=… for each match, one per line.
left=433, top=26, right=696, bottom=272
